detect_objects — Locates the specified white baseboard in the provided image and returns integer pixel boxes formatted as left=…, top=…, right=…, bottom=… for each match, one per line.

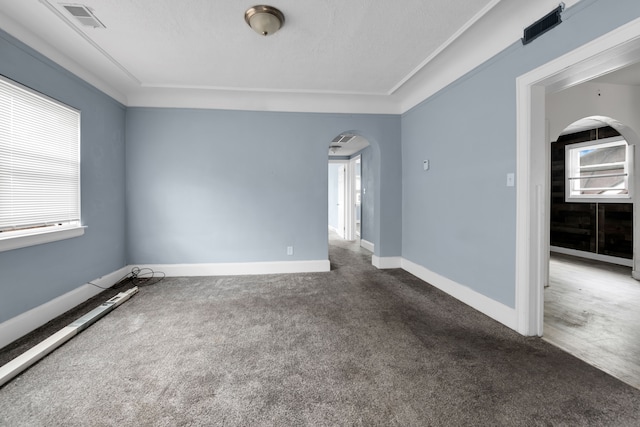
left=0, top=260, right=330, bottom=349
left=550, top=246, right=633, bottom=267
left=135, top=259, right=331, bottom=277
left=360, top=239, right=374, bottom=253
left=0, top=266, right=130, bottom=350
left=372, top=256, right=402, bottom=269
left=401, top=258, right=518, bottom=331
left=1, top=256, right=518, bottom=350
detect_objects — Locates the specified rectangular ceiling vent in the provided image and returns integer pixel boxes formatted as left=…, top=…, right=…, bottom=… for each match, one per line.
left=522, top=3, right=563, bottom=45
left=61, top=4, right=105, bottom=28
left=332, top=134, right=356, bottom=144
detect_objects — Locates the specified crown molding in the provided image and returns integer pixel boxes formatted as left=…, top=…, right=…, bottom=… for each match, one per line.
left=1, top=1, right=582, bottom=115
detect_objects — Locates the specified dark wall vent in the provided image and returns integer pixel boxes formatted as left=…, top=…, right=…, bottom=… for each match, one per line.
left=522, top=4, right=564, bottom=45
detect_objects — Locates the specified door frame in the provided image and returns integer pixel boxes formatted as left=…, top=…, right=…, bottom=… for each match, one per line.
left=349, top=154, right=362, bottom=243
left=515, top=16, right=640, bottom=336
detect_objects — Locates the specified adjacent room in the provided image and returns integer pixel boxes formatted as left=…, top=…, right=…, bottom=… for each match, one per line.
left=1, top=0, right=640, bottom=424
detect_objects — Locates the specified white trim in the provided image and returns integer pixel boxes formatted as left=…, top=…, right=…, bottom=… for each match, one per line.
left=516, top=16, right=640, bottom=336
left=401, top=258, right=518, bottom=330
left=128, top=89, right=400, bottom=115
left=0, top=266, right=129, bottom=349
left=389, top=0, right=502, bottom=94
left=372, top=256, right=402, bottom=269
left=347, top=155, right=361, bottom=242
left=360, top=239, right=374, bottom=253
left=0, top=225, right=86, bottom=252
left=135, top=260, right=330, bottom=277
left=0, top=11, right=128, bottom=104
left=1, top=0, right=583, bottom=114
left=550, top=246, right=633, bottom=267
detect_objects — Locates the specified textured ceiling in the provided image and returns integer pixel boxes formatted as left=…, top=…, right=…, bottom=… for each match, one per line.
left=0, top=0, right=598, bottom=112
left=0, top=0, right=495, bottom=102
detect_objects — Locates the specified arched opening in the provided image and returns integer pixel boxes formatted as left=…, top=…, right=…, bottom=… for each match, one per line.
left=327, top=132, right=374, bottom=262
left=544, top=115, right=640, bottom=388
left=549, top=116, right=636, bottom=266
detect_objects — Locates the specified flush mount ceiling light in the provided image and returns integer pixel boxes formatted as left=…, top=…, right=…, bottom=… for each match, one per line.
left=244, top=5, right=284, bottom=36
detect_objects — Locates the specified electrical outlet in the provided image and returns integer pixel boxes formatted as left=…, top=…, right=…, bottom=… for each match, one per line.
left=287, top=246, right=294, bottom=256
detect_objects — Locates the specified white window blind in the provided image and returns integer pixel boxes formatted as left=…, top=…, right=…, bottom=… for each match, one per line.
left=0, top=75, right=80, bottom=233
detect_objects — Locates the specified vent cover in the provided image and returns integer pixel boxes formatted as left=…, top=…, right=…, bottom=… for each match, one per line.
left=522, top=4, right=563, bottom=45
left=331, top=134, right=356, bottom=144
left=61, top=4, right=105, bottom=28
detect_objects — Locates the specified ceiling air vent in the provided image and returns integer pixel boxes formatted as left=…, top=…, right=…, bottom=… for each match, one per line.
left=61, top=4, right=105, bottom=28
left=331, top=134, right=356, bottom=144
left=522, top=3, right=563, bottom=45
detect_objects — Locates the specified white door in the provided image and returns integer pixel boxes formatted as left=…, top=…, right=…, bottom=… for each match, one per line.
left=337, top=164, right=345, bottom=238
left=352, top=156, right=362, bottom=243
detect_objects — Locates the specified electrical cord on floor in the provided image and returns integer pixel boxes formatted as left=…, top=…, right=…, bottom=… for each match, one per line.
left=88, top=267, right=166, bottom=290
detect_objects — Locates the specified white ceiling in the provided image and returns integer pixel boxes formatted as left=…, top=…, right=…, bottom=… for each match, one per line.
left=0, top=0, right=584, bottom=113
left=0, top=0, right=489, bottom=101
left=329, top=135, right=369, bottom=157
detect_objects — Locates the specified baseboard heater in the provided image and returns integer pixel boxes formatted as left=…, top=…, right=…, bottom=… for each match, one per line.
left=0, top=287, right=138, bottom=388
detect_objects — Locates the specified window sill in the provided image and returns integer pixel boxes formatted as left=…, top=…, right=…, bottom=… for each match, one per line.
left=565, top=197, right=632, bottom=204
left=0, top=225, right=86, bottom=252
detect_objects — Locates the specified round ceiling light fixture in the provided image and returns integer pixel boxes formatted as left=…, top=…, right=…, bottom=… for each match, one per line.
left=244, top=5, right=285, bottom=36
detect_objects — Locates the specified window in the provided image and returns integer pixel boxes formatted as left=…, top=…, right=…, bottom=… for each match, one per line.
left=565, top=136, right=632, bottom=202
left=0, top=75, right=84, bottom=251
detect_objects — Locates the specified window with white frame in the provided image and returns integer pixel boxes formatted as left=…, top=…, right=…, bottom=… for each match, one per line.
left=0, top=75, right=81, bottom=242
left=565, top=136, right=632, bottom=202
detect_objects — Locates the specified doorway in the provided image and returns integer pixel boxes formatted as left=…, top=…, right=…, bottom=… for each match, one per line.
left=328, top=134, right=369, bottom=244
left=328, top=156, right=362, bottom=242
left=515, top=17, right=640, bottom=336
left=328, top=161, right=347, bottom=238
left=544, top=115, right=640, bottom=388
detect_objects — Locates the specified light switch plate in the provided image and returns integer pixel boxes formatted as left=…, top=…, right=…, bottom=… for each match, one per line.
left=506, top=173, right=515, bottom=187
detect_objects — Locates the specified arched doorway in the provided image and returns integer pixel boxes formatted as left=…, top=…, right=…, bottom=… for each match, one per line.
left=549, top=116, right=636, bottom=267
left=327, top=133, right=373, bottom=253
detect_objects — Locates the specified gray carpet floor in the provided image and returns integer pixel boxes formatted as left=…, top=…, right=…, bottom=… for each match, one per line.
left=1, top=237, right=640, bottom=426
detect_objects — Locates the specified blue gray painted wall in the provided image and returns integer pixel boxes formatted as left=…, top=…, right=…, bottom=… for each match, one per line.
left=401, top=0, right=640, bottom=307
left=4, top=0, right=637, bottom=330
left=0, top=30, right=127, bottom=323
left=125, top=109, right=401, bottom=263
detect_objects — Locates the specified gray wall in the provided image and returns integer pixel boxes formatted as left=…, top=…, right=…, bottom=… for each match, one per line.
left=0, top=30, right=127, bottom=323
left=125, top=109, right=401, bottom=263
left=401, top=0, right=640, bottom=307
left=6, top=0, right=637, bottom=329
